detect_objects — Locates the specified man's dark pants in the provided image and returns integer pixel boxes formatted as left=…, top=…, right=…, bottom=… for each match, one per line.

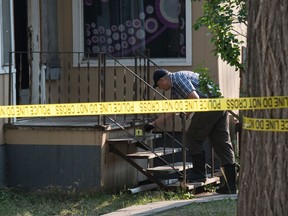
left=185, top=110, right=235, bottom=166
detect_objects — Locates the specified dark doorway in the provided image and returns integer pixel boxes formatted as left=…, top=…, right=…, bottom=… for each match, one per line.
left=13, top=0, right=29, bottom=104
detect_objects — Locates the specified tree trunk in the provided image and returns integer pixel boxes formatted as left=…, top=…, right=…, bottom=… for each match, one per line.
left=237, top=1, right=288, bottom=215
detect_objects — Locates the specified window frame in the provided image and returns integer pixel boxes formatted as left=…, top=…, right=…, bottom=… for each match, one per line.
left=72, top=0, right=192, bottom=67
left=0, top=0, right=15, bottom=74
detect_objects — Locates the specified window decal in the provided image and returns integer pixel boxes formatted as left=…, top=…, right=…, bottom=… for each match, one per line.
left=83, top=0, right=186, bottom=58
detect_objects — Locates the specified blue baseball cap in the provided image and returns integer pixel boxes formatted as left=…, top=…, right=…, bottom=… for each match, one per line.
left=153, top=69, right=169, bottom=87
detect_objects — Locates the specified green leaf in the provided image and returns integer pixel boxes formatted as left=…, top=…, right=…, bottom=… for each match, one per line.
left=192, top=0, right=246, bottom=71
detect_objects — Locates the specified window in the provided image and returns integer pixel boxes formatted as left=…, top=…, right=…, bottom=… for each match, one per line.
left=0, top=0, right=12, bottom=72
left=73, top=0, right=192, bottom=66
left=2, top=0, right=12, bottom=65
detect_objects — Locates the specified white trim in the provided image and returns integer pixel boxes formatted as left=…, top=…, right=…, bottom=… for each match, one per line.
left=0, top=0, right=15, bottom=74
left=72, top=0, right=84, bottom=66
left=27, top=0, right=42, bottom=104
left=72, top=0, right=192, bottom=67
left=9, top=0, right=15, bottom=58
left=185, top=0, right=192, bottom=65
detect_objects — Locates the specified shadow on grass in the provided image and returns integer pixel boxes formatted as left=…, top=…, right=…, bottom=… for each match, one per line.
left=0, top=187, right=191, bottom=216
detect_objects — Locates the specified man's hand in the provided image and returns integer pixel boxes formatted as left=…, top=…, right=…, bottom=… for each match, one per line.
left=179, top=112, right=194, bottom=120
left=179, top=112, right=186, bottom=119
left=144, top=123, right=155, bottom=132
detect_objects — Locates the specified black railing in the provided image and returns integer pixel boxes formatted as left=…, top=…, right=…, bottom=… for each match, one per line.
left=8, top=50, right=183, bottom=142
left=8, top=50, right=216, bottom=187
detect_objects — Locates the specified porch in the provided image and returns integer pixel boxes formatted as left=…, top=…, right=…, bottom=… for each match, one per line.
left=4, top=116, right=140, bottom=191
left=4, top=116, right=221, bottom=192
left=3, top=51, right=235, bottom=192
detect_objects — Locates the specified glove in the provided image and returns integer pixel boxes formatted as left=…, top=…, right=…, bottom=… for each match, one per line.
left=144, top=123, right=155, bottom=132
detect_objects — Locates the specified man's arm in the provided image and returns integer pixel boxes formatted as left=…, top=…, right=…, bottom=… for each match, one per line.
left=144, top=91, right=199, bottom=132
left=183, top=90, right=199, bottom=119
left=187, top=90, right=199, bottom=99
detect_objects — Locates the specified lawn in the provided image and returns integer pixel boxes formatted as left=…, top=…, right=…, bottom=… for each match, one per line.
left=0, top=187, right=236, bottom=216
left=157, top=199, right=237, bottom=216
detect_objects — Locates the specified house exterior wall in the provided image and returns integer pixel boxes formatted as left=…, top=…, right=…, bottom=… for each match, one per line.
left=1, top=0, right=16, bottom=187
left=0, top=75, right=9, bottom=144
left=54, top=0, right=241, bottom=131
left=0, top=74, right=9, bottom=187
left=1, top=0, right=244, bottom=190
left=217, top=7, right=246, bottom=99
left=191, top=1, right=218, bottom=80
left=56, top=0, right=239, bottom=99
left=0, top=143, right=5, bottom=187
left=218, top=61, right=241, bottom=98
left=4, top=125, right=139, bottom=190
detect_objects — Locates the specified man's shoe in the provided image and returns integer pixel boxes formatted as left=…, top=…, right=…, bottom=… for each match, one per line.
left=216, top=180, right=237, bottom=194
left=189, top=152, right=207, bottom=182
left=187, top=170, right=207, bottom=183
left=216, top=164, right=237, bottom=194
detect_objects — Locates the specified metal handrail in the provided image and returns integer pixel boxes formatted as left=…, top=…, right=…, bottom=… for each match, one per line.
left=8, top=50, right=189, bottom=183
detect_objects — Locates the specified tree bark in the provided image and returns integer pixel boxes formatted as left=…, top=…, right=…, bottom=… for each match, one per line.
left=237, top=1, right=288, bottom=215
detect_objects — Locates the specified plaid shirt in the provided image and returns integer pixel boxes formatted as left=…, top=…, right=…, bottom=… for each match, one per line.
left=168, top=71, right=208, bottom=99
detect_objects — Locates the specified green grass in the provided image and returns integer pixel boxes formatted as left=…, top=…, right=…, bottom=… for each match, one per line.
left=157, top=199, right=237, bottom=216
left=0, top=187, right=236, bottom=216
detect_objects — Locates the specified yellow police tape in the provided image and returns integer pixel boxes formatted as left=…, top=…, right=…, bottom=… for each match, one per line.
left=243, top=117, right=288, bottom=132
left=0, top=96, right=288, bottom=118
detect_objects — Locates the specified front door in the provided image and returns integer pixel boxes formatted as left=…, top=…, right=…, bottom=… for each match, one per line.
left=14, top=0, right=29, bottom=104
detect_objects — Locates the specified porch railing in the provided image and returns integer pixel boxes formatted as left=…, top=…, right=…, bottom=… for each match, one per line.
left=9, top=51, right=161, bottom=113
left=9, top=51, right=178, bottom=127
left=8, top=50, right=217, bottom=187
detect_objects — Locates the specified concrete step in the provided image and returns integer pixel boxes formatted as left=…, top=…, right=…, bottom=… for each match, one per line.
left=126, top=147, right=182, bottom=159
left=168, top=176, right=220, bottom=190
left=146, top=162, right=193, bottom=174
left=107, top=133, right=162, bottom=144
